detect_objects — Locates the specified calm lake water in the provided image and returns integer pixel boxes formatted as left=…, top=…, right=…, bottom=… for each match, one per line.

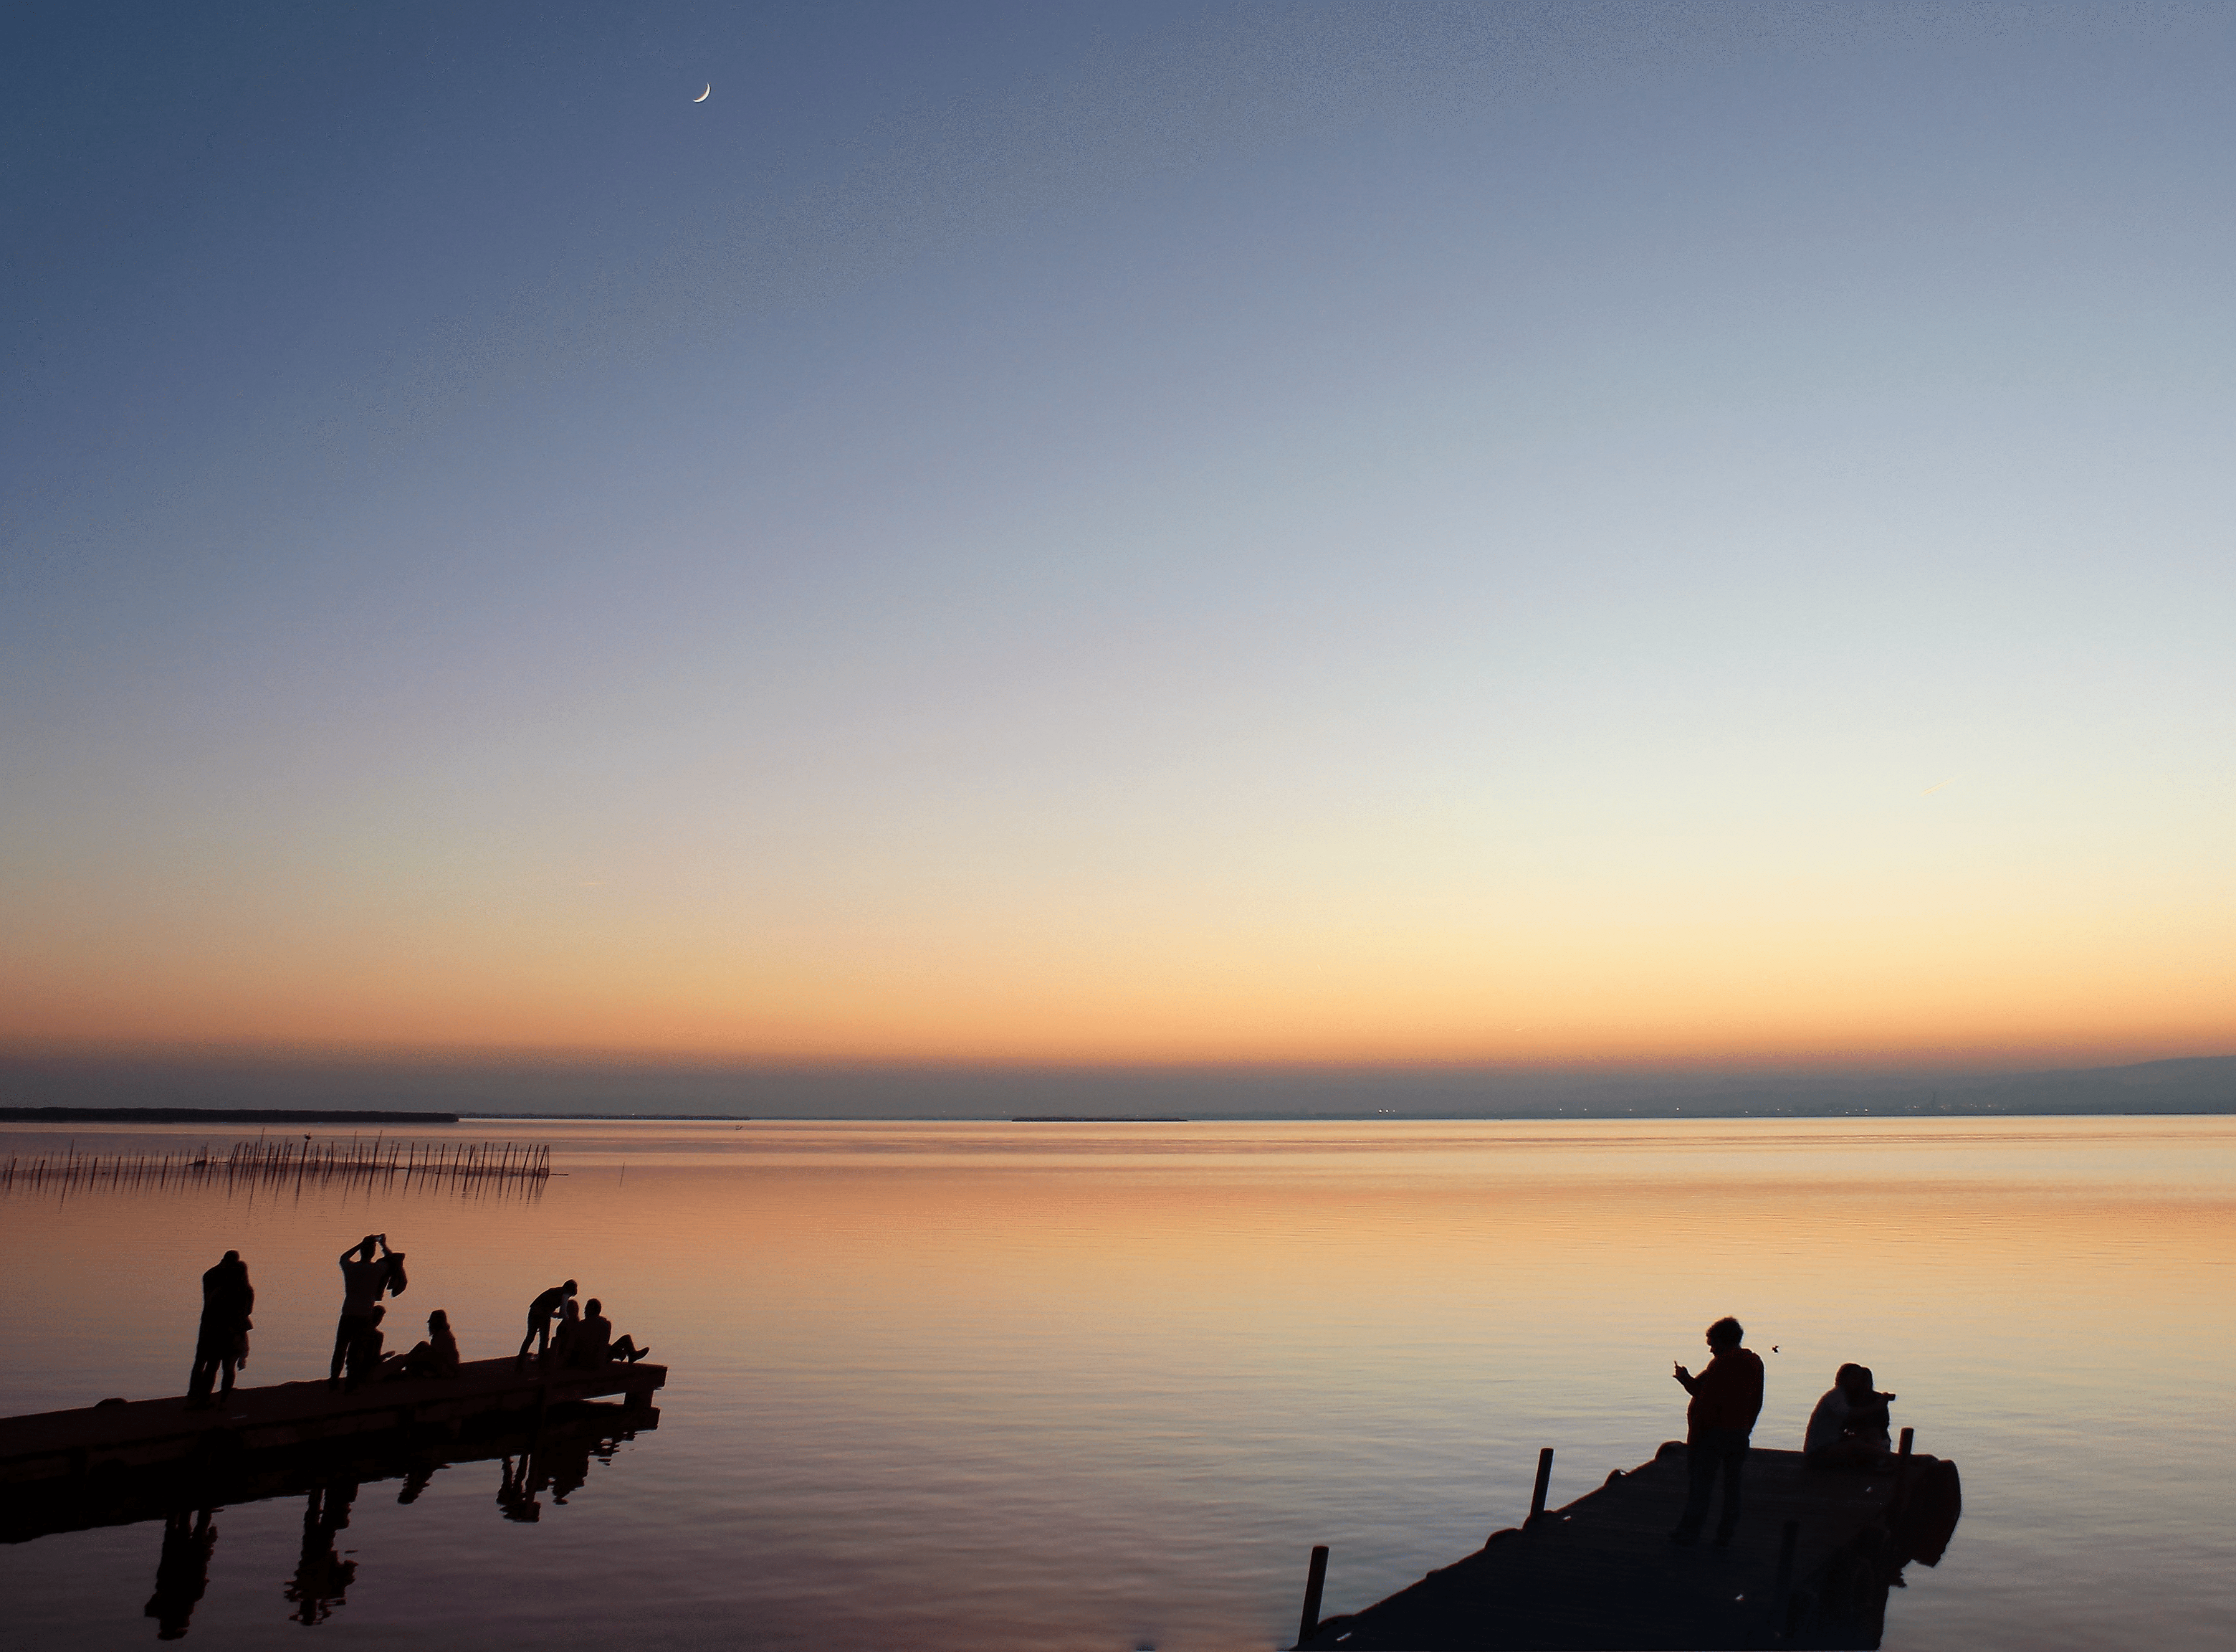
left=5, top=1116, right=2234, bottom=1649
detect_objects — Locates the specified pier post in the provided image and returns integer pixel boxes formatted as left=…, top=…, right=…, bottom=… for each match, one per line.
left=1891, top=1424, right=1917, bottom=1514
left=1773, top=1518, right=1798, bottom=1635
left=1296, top=1544, right=1329, bottom=1647
left=1528, top=1447, right=1554, bottom=1525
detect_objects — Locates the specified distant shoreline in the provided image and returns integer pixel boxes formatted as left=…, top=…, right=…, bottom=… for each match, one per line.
left=7, top=1051, right=2231, bottom=1122
left=7, top=1104, right=2236, bottom=1125
left=0, top=1107, right=460, bottom=1125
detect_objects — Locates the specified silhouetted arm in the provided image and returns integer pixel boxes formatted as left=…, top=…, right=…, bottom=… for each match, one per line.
left=1672, top=1362, right=1701, bottom=1394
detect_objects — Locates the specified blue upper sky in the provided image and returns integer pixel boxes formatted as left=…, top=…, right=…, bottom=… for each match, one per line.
left=4, top=3, right=2233, bottom=1062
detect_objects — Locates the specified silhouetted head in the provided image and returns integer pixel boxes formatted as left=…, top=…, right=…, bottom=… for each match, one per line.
left=223, top=1250, right=240, bottom=1263
left=563, top=1280, right=577, bottom=1296
left=1706, top=1317, right=1744, bottom=1351
left=1839, top=1364, right=1875, bottom=1399
left=355, top=1238, right=380, bottom=1261
left=428, top=1310, right=449, bottom=1333
left=584, top=1298, right=602, bottom=1316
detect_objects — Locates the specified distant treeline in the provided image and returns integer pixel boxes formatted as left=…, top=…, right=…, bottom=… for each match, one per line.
left=0, top=1107, right=460, bottom=1125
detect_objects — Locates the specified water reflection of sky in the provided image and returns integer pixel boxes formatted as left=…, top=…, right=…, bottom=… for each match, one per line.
left=7, top=1118, right=2233, bottom=1648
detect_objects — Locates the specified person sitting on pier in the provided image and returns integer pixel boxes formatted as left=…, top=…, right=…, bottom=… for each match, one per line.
left=343, top=1304, right=387, bottom=1391
left=515, top=1279, right=577, bottom=1368
left=566, top=1297, right=652, bottom=1367
left=382, top=1308, right=461, bottom=1381
left=329, top=1234, right=400, bottom=1389
left=187, top=1249, right=254, bottom=1409
left=1805, top=1363, right=1896, bottom=1468
left=547, top=1297, right=583, bottom=1365
left=1668, top=1315, right=1765, bottom=1547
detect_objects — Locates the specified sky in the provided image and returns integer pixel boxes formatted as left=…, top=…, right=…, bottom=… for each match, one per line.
left=4, top=2, right=2233, bottom=1069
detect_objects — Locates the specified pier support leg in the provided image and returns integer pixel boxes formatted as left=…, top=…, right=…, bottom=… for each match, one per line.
left=1528, top=1447, right=1555, bottom=1525
left=1773, top=1519, right=1798, bottom=1637
left=1296, top=1544, right=1329, bottom=1647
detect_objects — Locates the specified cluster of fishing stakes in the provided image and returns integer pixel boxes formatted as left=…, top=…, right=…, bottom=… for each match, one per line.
left=0, top=1135, right=553, bottom=1196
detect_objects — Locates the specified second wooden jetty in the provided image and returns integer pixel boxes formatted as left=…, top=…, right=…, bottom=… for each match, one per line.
left=1295, top=1434, right=1960, bottom=1650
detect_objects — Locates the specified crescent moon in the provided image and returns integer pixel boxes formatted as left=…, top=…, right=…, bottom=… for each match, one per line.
left=693, top=84, right=711, bottom=102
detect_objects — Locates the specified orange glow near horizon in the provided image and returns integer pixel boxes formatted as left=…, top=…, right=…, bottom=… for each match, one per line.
left=5, top=878, right=2231, bottom=1067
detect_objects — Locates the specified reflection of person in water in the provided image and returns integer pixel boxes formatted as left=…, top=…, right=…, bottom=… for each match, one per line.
left=497, top=1452, right=546, bottom=1523
left=330, top=1235, right=400, bottom=1388
left=284, top=1482, right=360, bottom=1625
left=188, top=1251, right=254, bottom=1408
left=544, top=1436, right=594, bottom=1505
left=1806, top=1363, right=1897, bottom=1467
left=144, top=1508, right=217, bottom=1640
left=382, top=1308, right=461, bottom=1380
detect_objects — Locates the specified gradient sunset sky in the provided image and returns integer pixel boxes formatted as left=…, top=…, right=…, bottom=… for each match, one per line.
left=5, top=3, right=2232, bottom=1067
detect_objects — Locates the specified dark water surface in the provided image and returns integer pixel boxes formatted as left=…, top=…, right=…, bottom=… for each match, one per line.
left=5, top=1117, right=2233, bottom=1649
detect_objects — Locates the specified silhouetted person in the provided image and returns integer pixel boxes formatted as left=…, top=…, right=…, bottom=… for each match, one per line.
left=1806, top=1362, right=1897, bottom=1467
left=343, top=1303, right=386, bottom=1391
left=144, top=1508, right=216, bottom=1640
left=515, top=1279, right=577, bottom=1367
left=382, top=1307, right=461, bottom=1381
left=284, top=1482, right=359, bottom=1625
left=1669, top=1315, right=1765, bottom=1546
left=569, top=1297, right=651, bottom=1367
left=547, top=1297, right=582, bottom=1367
left=187, top=1250, right=254, bottom=1408
left=329, top=1234, right=398, bottom=1388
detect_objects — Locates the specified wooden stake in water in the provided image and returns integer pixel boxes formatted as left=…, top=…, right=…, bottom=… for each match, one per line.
left=1298, top=1544, right=1330, bottom=1646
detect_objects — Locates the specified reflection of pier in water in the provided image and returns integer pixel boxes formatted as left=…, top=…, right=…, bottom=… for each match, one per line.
left=1292, top=1432, right=1961, bottom=1650
left=3, top=1363, right=663, bottom=1639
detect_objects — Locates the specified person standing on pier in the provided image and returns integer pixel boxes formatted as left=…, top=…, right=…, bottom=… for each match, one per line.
left=515, top=1279, right=577, bottom=1368
left=329, top=1234, right=398, bottom=1389
left=1668, top=1315, right=1765, bottom=1546
left=187, top=1250, right=253, bottom=1408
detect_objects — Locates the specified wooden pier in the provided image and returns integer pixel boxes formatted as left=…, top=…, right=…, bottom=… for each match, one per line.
left=1295, top=1437, right=1961, bottom=1651
left=0, top=1356, right=666, bottom=1502
left=3, top=1386, right=659, bottom=1548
